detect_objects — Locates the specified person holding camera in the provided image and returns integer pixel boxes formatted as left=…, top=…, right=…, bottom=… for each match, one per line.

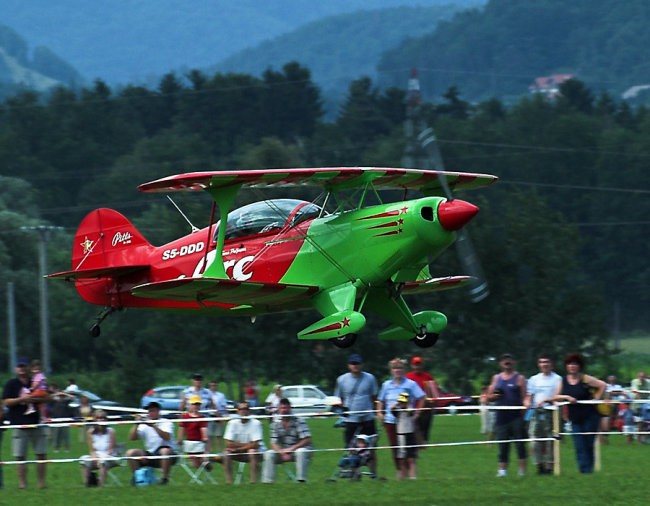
left=126, top=401, right=177, bottom=485
left=487, top=353, right=527, bottom=478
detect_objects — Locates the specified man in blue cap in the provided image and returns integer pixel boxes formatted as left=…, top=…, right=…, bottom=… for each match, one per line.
left=2, top=358, right=49, bottom=489
left=335, top=353, right=379, bottom=477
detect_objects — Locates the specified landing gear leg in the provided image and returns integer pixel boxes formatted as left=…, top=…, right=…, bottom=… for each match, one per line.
left=88, top=306, right=121, bottom=337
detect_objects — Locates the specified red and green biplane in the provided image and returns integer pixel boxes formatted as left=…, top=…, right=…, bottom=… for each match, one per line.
left=49, top=167, right=497, bottom=348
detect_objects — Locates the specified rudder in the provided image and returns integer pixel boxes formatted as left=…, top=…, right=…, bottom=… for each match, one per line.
left=71, top=208, right=151, bottom=271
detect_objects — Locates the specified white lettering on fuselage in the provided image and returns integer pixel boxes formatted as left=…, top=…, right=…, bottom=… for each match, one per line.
left=112, top=231, right=132, bottom=246
left=225, top=247, right=247, bottom=255
left=224, top=255, right=254, bottom=281
left=162, top=241, right=206, bottom=260
left=192, top=249, right=255, bottom=281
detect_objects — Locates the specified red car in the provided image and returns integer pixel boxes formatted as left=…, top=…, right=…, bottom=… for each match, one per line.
left=434, top=388, right=474, bottom=414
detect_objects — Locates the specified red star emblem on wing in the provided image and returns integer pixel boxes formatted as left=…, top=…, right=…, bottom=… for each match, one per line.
left=80, top=236, right=94, bottom=254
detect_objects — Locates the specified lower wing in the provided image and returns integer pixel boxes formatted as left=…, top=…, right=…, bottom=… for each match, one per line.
left=131, top=277, right=319, bottom=307
left=400, top=276, right=473, bottom=295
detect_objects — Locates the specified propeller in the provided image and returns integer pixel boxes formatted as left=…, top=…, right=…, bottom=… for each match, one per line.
left=418, top=127, right=489, bottom=303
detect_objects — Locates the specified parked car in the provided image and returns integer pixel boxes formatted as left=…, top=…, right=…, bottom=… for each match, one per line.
left=68, top=389, right=126, bottom=414
left=280, top=384, right=343, bottom=414
left=140, top=385, right=187, bottom=411
left=140, top=385, right=234, bottom=412
left=434, top=387, right=474, bottom=414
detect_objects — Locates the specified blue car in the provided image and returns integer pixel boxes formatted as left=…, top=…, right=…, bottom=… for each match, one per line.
left=141, top=385, right=235, bottom=412
left=140, top=385, right=187, bottom=410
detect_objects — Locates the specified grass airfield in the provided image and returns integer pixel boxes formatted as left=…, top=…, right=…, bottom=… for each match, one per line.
left=1, top=413, right=646, bottom=505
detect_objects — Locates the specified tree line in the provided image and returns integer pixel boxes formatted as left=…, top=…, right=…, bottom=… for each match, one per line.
left=0, top=63, right=647, bottom=403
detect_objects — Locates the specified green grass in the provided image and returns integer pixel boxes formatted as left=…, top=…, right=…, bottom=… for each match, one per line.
left=1, top=415, right=647, bottom=505
left=618, top=334, right=650, bottom=355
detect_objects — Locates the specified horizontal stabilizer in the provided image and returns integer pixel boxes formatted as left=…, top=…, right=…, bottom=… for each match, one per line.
left=132, top=277, right=319, bottom=306
left=48, top=265, right=149, bottom=281
left=400, top=276, right=473, bottom=295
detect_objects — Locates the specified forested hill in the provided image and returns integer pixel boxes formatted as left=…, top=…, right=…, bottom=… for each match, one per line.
left=214, top=5, right=465, bottom=105
left=378, top=0, right=650, bottom=103
left=0, top=25, right=81, bottom=96
left=1, top=0, right=484, bottom=86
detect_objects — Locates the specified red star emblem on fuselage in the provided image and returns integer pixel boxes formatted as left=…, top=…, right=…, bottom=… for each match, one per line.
left=400, top=206, right=408, bottom=214
left=81, top=236, right=94, bottom=254
left=341, top=317, right=351, bottom=327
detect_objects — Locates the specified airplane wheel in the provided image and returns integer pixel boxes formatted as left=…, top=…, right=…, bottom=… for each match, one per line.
left=412, top=332, right=439, bottom=348
left=89, top=324, right=101, bottom=338
left=330, top=334, right=357, bottom=348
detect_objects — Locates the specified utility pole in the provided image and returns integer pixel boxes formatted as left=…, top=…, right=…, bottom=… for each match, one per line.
left=7, top=281, right=17, bottom=373
left=20, top=225, right=64, bottom=374
left=401, top=68, right=427, bottom=169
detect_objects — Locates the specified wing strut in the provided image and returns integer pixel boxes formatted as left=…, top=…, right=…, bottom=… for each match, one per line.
left=202, top=184, right=241, bottom=279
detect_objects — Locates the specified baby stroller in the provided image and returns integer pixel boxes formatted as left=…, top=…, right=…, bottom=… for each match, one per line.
left=327, top=433, right=378, bottom=482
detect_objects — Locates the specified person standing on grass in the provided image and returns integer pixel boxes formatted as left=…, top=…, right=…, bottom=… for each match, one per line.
left=546, top=352, right=605, bottom=474
left=524, top=354, right=561, bottom=475
left=405, top=356, right=441, bottom=445
left=2, top=358, right=48, bottom=489
left=487, top=353, right=527, bottom=478
left=376, top=358, right=425, bottom=479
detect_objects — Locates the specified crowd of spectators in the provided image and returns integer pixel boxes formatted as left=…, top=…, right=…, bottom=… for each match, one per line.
left=1, top=354, right=648, bottom=488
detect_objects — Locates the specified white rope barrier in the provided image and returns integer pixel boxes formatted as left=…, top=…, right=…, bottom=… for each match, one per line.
left=2, top=399, right=647, bottom=474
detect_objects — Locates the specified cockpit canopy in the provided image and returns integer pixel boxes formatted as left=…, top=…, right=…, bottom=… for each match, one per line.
left=214, top=199, right=323, bottom=241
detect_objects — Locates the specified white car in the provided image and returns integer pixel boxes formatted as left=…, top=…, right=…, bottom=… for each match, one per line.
left=280, top=385, right=342, bottom=414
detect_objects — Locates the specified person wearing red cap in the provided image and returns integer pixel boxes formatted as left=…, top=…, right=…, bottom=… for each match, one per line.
left=406, top=356, right=440, bottom=445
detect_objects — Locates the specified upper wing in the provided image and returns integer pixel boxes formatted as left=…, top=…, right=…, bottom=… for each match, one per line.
left=400, top=276, right=474, bottom=295
left=131, top=277, right=319, bottom=307
left=137, top=167, right=497, bottom=194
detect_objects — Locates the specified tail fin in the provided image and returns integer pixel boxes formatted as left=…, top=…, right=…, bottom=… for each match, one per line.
left=70, top=208, right=152, bottom=272
left=49, top=209, right=153, bottom=306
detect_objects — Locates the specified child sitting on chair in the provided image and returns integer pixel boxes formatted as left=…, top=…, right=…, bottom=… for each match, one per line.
left=338, top=434, right=372, bottom=479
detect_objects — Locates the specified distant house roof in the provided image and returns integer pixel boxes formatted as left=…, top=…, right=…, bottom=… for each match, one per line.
left=622, top=84, right=650, bottom=100
left=529, top=73, right=575, bottom=96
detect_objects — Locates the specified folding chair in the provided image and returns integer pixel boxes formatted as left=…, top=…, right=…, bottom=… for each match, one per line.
left=281, top=463, right=297, bottom=482
left=179, top=452, right=217, bottom=485
left=104, top=443, right=128, bottom=486
left=233, top=458, right=265, bottom=484
left=234, top=461, right=247, bottom=485
left=105, top=459, right=125, bottom=486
